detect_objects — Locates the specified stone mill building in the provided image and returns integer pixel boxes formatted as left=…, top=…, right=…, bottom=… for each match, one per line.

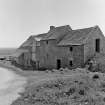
left=13, top=25, right=105, bottom=70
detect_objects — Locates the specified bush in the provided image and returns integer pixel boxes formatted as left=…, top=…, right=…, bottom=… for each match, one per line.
left=79, top=89, right=85, bottom=95
left=59, top=68, right=64, bottom=71
left=92, top=74, right=99, bottom=79
left=66, top=87, right=75, bottom=96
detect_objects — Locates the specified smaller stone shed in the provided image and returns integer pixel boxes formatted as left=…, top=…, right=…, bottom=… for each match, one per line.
left=12, top=49, right=31, bottom=69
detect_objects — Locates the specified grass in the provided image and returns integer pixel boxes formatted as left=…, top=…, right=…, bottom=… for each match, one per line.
left=11, top=68, right=105, bottom=105
left=0, top=58, right=105, bottom=105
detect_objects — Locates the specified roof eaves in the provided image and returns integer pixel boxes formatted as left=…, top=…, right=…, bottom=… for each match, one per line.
left=57, top=42, right=83, bottom=46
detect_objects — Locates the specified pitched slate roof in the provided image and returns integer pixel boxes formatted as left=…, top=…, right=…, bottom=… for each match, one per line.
left=20, top=25, right=101, bottom=48
left=58, top=26, right=97, bottom=46
left=42, top=25, right=72, bottom=40
left=33, top=33, right=47, bottom=41
left=19, top=25, right=72, bottom=48
left=19, top=36, right=34, bottom=48
left=19, top=33, right=47, bottom=48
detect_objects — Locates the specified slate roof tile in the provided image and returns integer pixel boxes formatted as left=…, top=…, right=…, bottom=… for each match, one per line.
left=58, top=26, right=96, bottom=45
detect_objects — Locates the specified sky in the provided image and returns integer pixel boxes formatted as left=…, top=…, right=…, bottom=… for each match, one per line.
left=0, top=0, right=105, bottom=48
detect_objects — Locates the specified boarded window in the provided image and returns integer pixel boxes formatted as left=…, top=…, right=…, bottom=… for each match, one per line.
left=95, top=39, right=100, bottom=52
left=70, top=60, right=73, bottom=66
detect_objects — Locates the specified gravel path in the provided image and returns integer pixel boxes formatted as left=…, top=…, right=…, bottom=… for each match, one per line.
left=0, top=67, right=27, bottom=105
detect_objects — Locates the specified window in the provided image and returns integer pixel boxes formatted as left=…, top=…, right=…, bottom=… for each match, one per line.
left=69, top=60, right=73, bottom=66
left=46, top=40, right=48, bottom=44
left=57, top=59, right=61, bottom=69
left=70, top=47, right=73, bottom=51
left=95, top=38, right=100, bottom=52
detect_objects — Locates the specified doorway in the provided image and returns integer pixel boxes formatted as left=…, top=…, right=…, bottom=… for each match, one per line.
left=57, top=59, right=61, bottom=69
left=69, top=60, right=73, bottom=67
left=95, top=38, right=100, bottom=52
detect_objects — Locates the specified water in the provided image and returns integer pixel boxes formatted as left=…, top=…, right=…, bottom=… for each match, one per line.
left=0, top=67, right=26, bottom=105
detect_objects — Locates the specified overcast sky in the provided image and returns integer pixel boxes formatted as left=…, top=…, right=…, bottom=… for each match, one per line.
left=0, top=0, right=105, bottom=48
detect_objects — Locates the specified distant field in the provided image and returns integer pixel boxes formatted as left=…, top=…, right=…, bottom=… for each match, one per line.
left=0, top=48, right=17, bottom=57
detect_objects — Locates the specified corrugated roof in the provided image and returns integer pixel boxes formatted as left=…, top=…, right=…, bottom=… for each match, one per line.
left=58, top=26, right=95, bottom=46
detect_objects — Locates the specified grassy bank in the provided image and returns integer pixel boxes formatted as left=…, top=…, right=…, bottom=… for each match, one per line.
left=1, top=61, right=105, bottom=105
left=10, top=68, right=105, bottom=105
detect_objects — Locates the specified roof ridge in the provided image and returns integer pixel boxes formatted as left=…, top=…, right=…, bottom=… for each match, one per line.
left=55, top=25, right=70, bottom=28
left=72, top=25, right=97, bottom=31
left=42, top=25, right=72, bottom=40
left=32, top=33, right=47, bottom=37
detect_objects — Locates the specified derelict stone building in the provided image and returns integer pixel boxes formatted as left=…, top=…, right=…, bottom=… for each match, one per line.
left=13, top=25, right=105, bottom=70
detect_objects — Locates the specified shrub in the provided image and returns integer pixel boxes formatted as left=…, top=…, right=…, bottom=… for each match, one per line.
left=59, top=68, right=64, bottom=71
left=79, top=89, right=85, bottom=95
left=92, top=74, right=99, bottom=79
left=66, top=87, right=75, bottom=96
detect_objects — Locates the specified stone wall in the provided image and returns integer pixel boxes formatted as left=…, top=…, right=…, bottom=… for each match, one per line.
left=14, top=52, right=32, bottom=68
left=36, top=39, right=84, bottom=69
left=84, top=26, right=105, bottom=63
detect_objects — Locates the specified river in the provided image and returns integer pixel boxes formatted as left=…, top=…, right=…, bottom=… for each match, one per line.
left=0, top=67, right=27, bottom=105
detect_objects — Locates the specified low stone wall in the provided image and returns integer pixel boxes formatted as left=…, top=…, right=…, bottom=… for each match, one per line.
left=11, top=61, right=34, bottom=70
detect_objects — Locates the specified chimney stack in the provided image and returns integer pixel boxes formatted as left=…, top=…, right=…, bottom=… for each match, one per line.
left=50, top=26, right=55, bottom=30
